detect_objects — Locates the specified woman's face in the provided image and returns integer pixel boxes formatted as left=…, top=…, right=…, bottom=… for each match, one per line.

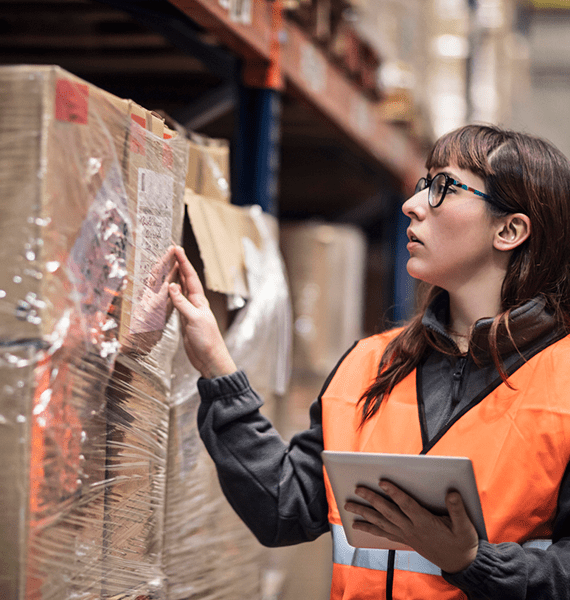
left=402, top=163, right=501, bottom=293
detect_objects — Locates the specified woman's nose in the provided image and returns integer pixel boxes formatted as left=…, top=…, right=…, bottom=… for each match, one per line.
left=402, top=187, right=428, bottom=220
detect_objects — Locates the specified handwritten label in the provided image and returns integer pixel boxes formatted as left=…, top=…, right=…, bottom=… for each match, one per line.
left=131, top=169, right=174, bottom=334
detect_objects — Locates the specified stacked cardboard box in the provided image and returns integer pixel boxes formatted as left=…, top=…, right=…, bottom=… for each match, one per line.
left=349, top=0, right=428, bottom=128
left=163, top=190, right=293, bottom=599
left=0, top=65, right=128, bottom=600
left=0, top=65, right=187, bottom=600
left=164, top=370, right=265, bottom=600
left=469, top=0, right=522, bottom=127
left=280, top=221, right=367, bottom=378
left=0, top=64, right=294, bottom=600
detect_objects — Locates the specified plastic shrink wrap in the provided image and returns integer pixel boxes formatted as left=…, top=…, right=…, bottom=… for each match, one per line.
left=0, top=65, right=187, bottom=600
left=164, top=202, right=292, bottom=600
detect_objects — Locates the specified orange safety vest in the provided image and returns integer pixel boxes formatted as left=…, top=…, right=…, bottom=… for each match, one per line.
left=321, top=329, right=570, bottom=600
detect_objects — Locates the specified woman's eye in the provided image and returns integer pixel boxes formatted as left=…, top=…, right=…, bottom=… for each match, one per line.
left=447, top=186, right=458, bottom=194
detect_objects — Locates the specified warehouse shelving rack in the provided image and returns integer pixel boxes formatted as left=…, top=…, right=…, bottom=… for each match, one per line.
left=0, top=0, right=422, bottom=325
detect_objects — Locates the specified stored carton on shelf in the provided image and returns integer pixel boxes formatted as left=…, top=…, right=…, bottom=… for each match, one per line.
left=0, top=64, right=128, bottom=600
left=1, top=344, right=110, bottom=600
left=103, top=353, right=170, bottom=599
left=164, top=202, right=292, bottom=600
left=0, top=65, right=186, bottom=600
left=280, top=221, right=367, bottom=377
left=116, top=100, right=187, bottom=357
left=0, top=65, right=187, bottom=348
left=0, top=65, right=130, bottom=344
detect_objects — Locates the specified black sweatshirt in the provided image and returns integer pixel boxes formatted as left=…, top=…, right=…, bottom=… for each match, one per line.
left=197, top=295, right=570, bottom=599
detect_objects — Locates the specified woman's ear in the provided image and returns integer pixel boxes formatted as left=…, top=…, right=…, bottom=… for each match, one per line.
left=494, top=213, right=531, bottom=252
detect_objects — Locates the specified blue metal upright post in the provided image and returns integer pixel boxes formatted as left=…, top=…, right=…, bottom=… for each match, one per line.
left=233, top=85, right=281, bottom=215
left=231, top=0, right=282, bottom=215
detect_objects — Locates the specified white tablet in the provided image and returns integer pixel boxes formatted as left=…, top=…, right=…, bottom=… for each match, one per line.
left=322, top=450, right=487, bottom=550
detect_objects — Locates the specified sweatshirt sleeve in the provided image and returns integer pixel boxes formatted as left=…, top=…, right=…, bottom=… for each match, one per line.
left=443, top=462, right=570, bottom=600
left=196, top=370, right=330, bottom=548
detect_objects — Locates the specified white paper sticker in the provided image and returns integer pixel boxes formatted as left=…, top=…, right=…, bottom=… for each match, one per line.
left=131, top=168, right=174, bottom=334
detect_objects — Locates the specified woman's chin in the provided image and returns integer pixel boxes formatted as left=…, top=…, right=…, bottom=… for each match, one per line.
left=406, top=265, right=442, bottom=289
left=406, top=262, right=430, bottom=283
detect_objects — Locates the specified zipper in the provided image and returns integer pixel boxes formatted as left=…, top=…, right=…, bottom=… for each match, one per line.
left=425, top=323, right=459, bottom=350
left=444, top=355, right=468, bottom=426
left=451, top=356, right=468, bottom=406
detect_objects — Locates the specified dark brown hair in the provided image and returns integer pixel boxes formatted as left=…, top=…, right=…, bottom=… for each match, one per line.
left=359, top=124, right=570, bottom=423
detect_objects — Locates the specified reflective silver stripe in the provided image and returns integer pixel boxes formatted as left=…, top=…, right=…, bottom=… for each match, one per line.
left=331, top=525, right=552, bottom=575
left=331, top=524, right=441, bottom=576
left=522, top=539, right=551, bottom=551
left=394, top=551, right=442, bottom=576
left=332, top=523, right=359, bottom=567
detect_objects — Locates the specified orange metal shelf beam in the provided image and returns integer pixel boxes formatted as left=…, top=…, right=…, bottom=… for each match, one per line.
left=169, top=0, right=274, bottom=62
left=169, top=0, right=425, bottom=192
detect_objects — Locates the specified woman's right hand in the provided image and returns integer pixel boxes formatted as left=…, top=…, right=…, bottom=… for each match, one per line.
left=168, top=246, right=237, bottom=379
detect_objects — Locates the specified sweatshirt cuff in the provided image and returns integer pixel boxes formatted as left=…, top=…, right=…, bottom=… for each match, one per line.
left=443, top=540, right=505, bottom=590
left=197, top=369, right=251, bottom=402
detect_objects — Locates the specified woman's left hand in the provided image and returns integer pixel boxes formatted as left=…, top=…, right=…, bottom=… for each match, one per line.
left=344, top=481, right=479, bottom=573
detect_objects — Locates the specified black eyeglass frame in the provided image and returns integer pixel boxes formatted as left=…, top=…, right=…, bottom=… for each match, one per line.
left=414, top=172, right=491, bottom=208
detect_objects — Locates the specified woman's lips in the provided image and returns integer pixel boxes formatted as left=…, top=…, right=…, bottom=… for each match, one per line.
left=407, top=229, right=423, bottom=245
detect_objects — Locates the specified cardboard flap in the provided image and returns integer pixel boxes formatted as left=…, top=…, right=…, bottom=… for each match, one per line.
left=185, top=190, right=262, bottom=298
left=185, top=136, right=230, bottom=202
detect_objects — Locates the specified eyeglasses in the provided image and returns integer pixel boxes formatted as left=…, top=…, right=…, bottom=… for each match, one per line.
left=414, top=173, right=491, bottom=208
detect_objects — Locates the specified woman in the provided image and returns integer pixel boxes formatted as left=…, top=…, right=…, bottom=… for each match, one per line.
left=168, top=124, right=570, bottom=599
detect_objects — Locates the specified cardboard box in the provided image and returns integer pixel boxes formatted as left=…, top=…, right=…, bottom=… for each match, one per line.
left=0, top=65, right=130, bottom=345
left=0, top=342, right=112, bottom=600
left=0, top=65, right=187, bottom=600
left=102, top=354, right=170, bottom=600
left=185, top=190, right=262, bottom=300
left=164, top=383, right=263, bottom=600
left=100, top=93, right=186, bottom=600
left=0, top=64, right=130, bottom=600
left=280, top=221, right=367, bottom=377
left=116, top=101, right=187, bottom=352
left=0, top=65, right=187, bottom=350
left=164, top=202, right=292, bottom=600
